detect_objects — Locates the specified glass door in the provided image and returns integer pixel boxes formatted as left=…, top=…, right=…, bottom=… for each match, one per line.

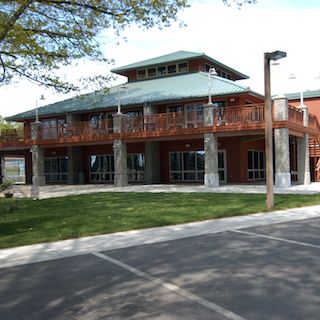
left=218, top=150, right=227, bottom=183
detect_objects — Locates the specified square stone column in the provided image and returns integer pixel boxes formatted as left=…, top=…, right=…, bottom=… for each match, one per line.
left=113, top=113, right=128, bottom=187
left=203, top=102, right=219, bottom=187
left=204, top=133, right=219, bottom=188
left=67, top=146, right=83, bottom=184
left=274, top=128, right=291, bottom=188
left=203, top=102, right=214, bottom=126
left=31, top=144, right=45, bottom=198
left=297, top=104, right=311, bottom=185
left=30, top=121, right=45, bottom=199
left=144, top=142, right=160, bottom=184
left=113, top=139, right=128, bottom=187
left=274, top=96, right=291, bottom=188
left=113, top=113, right=125, bottom=134
left=297, top=134, right=311, bottom=185
left=31, top=145, right=45, bottom=186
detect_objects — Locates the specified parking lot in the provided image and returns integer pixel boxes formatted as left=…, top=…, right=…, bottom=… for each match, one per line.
left=1, top=213, right=320, bottom=319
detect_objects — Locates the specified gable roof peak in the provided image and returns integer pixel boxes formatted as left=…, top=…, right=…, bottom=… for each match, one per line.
left=111, top=50, right=204, bottom=74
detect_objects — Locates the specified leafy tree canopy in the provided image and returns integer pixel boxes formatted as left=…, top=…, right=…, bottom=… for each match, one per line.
left=223, top=0, right=257, bottom=8
left=0, top=0, right=188, bottom=93
left=0, top=115, right=22, bottom=133
left=0, top=0, right=256, bottom=93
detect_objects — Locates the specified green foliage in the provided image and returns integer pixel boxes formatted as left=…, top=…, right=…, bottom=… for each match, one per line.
left=0, top=0, right=188, bottom=93
left=0, top=115, right=22, bottom=133
left=223, top=0, right=257, bottom=8
left=0, top=180, right=13, bottom=192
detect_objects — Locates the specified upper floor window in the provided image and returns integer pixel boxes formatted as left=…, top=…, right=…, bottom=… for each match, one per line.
left=42, top=118, right=66, bottom=140
left=167, top=105, right=183, bottom=113
left=178, top=62, right=188, bottom=72
left=206, top=64, right=233, bottom=81
left=157, top=66, right=167, bottom=76
left=147, top=68, right=156, bottom=77
left=137, top=69, right=146, bottom=79
left=167, top=64, right=177, bottom=74
left=137, top=61, right=189, bottom=80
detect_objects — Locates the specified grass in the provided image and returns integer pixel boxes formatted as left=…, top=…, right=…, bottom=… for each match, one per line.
left=1, top=192, right=320, bottom=249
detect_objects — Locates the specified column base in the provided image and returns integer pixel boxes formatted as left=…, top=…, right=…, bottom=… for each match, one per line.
left=275, top=173, right=291, bottom=188
left=204, top=173, right=219, bottom=188
left=30, top=185, right=40, bottom=199
left=114, top=174, right=128, bottom=187
left=298, top=172, right=311, bottom=185
left=32, top=175, right=46, bottom=186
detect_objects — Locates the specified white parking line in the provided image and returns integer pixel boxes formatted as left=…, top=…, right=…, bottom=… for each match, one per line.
left=92, top=251, right=246, bottom=320
left=232, top=229, right=320, bottom=249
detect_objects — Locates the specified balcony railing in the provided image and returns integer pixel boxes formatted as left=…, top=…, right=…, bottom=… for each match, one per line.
left=0, top=128, right=25, bottom=147
left=37, top=119, right=113, bottom=143
left=121, top=104, right=265, bottom=134
left=288, top=106, right=304, bottom=125
left=0, top=103, right=317, bottom=148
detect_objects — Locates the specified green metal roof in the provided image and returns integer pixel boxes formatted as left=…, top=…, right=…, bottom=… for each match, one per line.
left=111, top=50, right=249, bottom=80
left=6, top=72, right=253, bottom=121
left=285, top=89, right=320, bottom=100
left=111, top=51, right=203, bottom=72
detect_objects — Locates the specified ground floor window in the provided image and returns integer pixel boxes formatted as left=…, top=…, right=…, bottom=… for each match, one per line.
left=3, top=157, right=25, bottom=183
left=170, top=151, right=205, bottom=181
left=248, top=150, right=265, bottom=180
left=127, top=154, right=145, bottom=182
left=89, top=153, right=145, bottom=183
left=218, top=150, right=227, bottom=183
left=45, top=157, right=68, bottom=182
left=90, top=155, right=114, bottom=182
left=170, top=150, right=227, bottom=182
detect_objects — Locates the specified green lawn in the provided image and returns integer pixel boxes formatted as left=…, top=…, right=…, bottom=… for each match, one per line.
left=1, top=192, right=320, bottom=249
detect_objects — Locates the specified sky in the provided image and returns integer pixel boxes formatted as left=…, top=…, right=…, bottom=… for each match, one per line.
left=1, top=0, right=320, bottom=117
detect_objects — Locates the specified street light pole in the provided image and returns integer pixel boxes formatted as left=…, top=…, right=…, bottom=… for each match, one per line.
left=35, top=94, right=45, bottom=123
left=117, top=85, right=128, bottom=114
left=264, top=50, right=287, bottom=209
left=208, top=67, right=217, bottom=105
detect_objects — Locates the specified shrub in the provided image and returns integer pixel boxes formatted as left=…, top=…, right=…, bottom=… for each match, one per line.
left=0, top=180, right=13, bottom=192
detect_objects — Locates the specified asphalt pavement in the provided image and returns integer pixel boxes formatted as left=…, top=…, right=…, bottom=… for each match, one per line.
left=1, top=206, right=320, bottom=319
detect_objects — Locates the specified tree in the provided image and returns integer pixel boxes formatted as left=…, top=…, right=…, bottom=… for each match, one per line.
left=223, top=0, right=257, bottom=8
left=0, top=0, right=188, bottom=93
left=0, top=1, right=256, bottom=93
left=0, top=115, right=22, bottom=133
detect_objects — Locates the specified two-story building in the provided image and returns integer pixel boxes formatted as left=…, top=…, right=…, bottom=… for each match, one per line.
left=1, top=50, right=318, bottom=191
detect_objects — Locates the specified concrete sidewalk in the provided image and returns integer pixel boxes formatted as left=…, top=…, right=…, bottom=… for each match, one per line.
left=2, top=204, right=320, bottom=269
left=6, top=182, right=320, bottom=199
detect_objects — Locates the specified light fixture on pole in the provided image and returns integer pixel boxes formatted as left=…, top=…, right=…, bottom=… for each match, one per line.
left=208, top=67, right=217, bottom=105
left=35, top=94, right=45, bottom=123
left=264, top=50, right=287, bottom=209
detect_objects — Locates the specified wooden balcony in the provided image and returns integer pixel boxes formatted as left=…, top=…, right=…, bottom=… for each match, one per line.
left=0, top=128, right=28, bottom=149
left=0, top=104, right=316, bottom=148
left=36, top=119, right=114, bottom=146
left=121, top=104, right=266, bottom=139
left=288, top=105, right=304, bottom=126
